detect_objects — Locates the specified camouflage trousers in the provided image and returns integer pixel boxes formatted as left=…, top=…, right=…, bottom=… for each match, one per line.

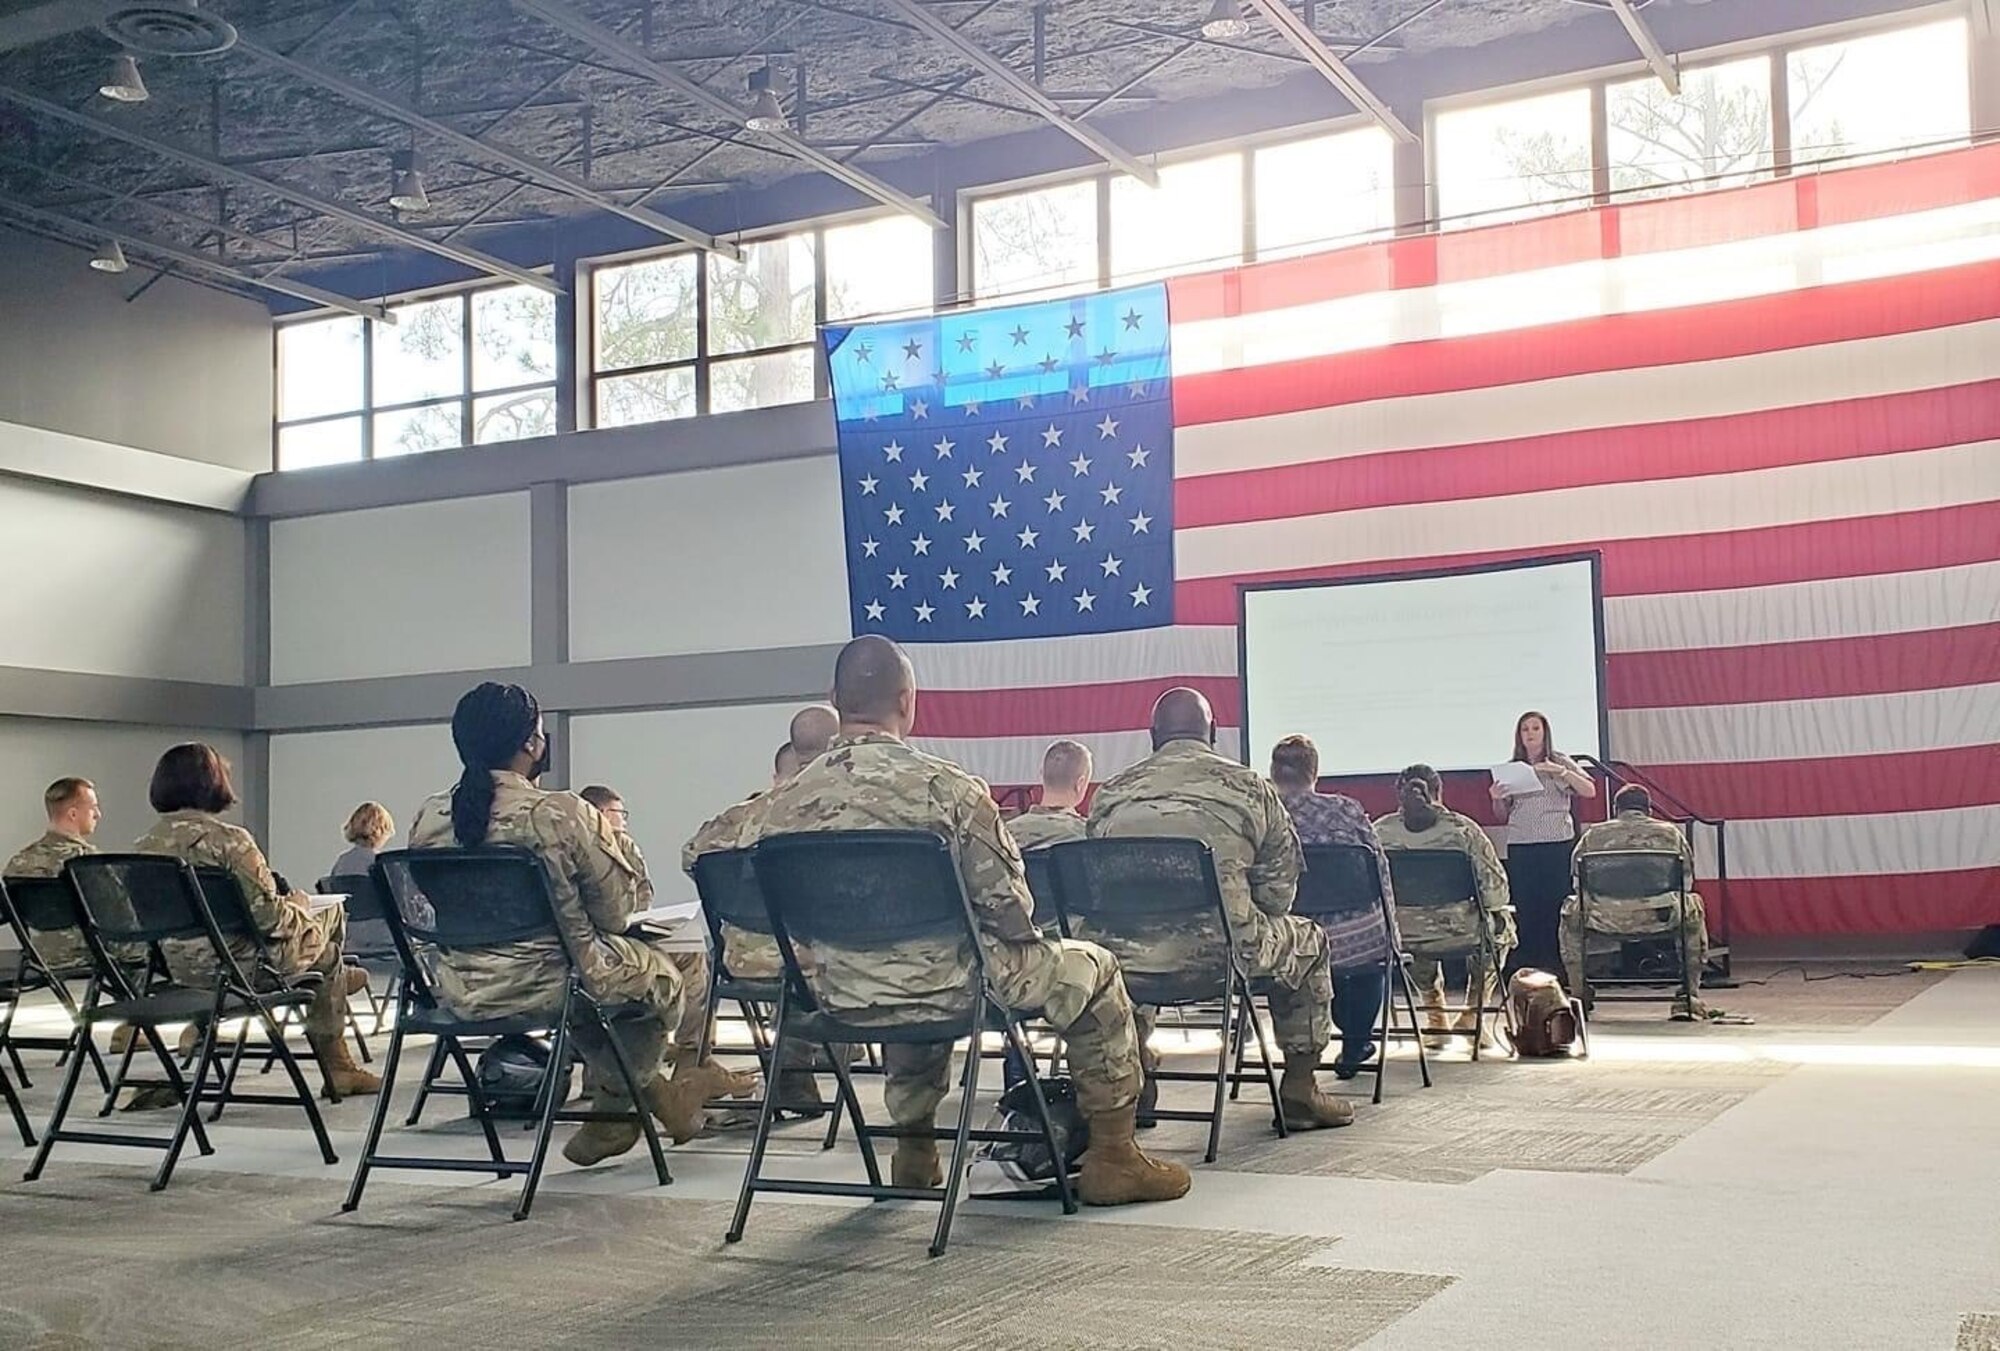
left=1404, top=907, right=1516, bottom=1023
left=165, top=905, right=351, bottom=1039
left=1132, top=911, right=1336, bottom=1059
left=884, top=935, right=1142, bottom=1126
left=573, top=937, right=686, bottom=1109
left=1559, top=892, right=1707, bottom=997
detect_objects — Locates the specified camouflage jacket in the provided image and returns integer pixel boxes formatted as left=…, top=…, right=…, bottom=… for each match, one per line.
left=1006, top=805, right=1087, bottom=852
left=679, top=793, right=781, bottom=979
left=408, top=772, right=664, bottom=1017
left=1089, top=738, right=1302, bottom=922
left=614, top=827, right=655, bottom=909
left=4, top=832, right=96, bottom=968
left=1374, top=807, right=1515, bottom=950
left=745, top=731, right=1035, bottom=1021
left=1572, top=810, right=1699, bottom=935
left=134, top=810, right=332, bottom=978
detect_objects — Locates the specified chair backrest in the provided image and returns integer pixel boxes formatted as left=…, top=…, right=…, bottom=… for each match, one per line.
left=1041, top=837, right=1234, bottom=1004
left=1577, top=849, right=1685, bottom=900
left=688, top=847, right=770, bottom=982
left=65, top=854, right=212, bottom=948
left=749, top=830, right=981, bottom=1019
left=1383, top=848, right=1480, bottom=909
left=1020, top=849, right=1060, bottom=931
left=0, top=874, right=85, bottom=939
left=319, top=872, right=392, bottom=924
left=372, top=847, right=562, bottom=951
left=192, top=867, right=264, bottom=939
left=1294, top=844, right=1382, bottom=921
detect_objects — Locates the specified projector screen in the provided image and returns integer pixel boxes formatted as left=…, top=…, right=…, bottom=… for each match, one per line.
left=1239, top=555, right=1607, bottom=779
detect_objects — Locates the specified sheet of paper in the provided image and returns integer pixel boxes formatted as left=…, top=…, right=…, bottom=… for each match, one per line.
left=306, top=893, right=347, bottom=915
left=1489, top=761, right=1545, bottom=798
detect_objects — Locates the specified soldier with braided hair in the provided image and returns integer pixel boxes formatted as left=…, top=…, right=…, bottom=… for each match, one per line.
left=407, top=682, right=736, bottom=1167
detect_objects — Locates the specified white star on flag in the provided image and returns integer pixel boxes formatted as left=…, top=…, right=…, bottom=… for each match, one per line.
left=1101, top=555, right=1122, bottom=576
left=911, top=399, right=929, bottom=419
left=1017, top=526, right=1040, bottom=549
left=865, top=600, right=885, bottom=621
left=1046, top=559, right=1067, bottom=582
left=1096, top=415, right=1119, bottom=439
left=1100, top=483, right=1124, bottom=505
left=914, top=601, right=934, bottom=621
left=1015, top=461, right=1037, bottom=483
left=963, top=530, right=985, bottom=552
left=1070, top=385, right=1090, bottom=405
left=987, top=431, right=1008, bottom=454
left=884, top=504, right=904, bottom=526
left=1075, top=588, right=1096, bottom=612
left=861, top=537, right=880, bottom=557
left=992, top=562, right=1013, bottom=585
left=962, top=466, right=983, bottom=488
left=939, top=568, right=959, bottom=589
left=933, top=436, right=955, bottom=459
left=1073, top=519, right=1096, bottom=543
left=1127, top=445, right=1149, bottom=468
left=1020, top=594, right=1042, bottom=616
left=966, top=597, right=987, bottom=618
left=1070, top=453, right=1092, bottom=476
left=883, top=440, right=903, bottom=462
left=1130, top=583, right=1152, bottom=606
left=888, top=568, right=908, bottom=589
left=1128, top=511, right=1152, bottom=534
left=1044, top=489, right=1066, bottom=513
left=859, top=474, right=879, bottom=495
left=1041, top=424, right=1063, bottom=447
left=911, top=533, right=932, bottom=555
left=909, top=469, right=928, bottom=491
left=1016, top=393, right=1036, bottom=410
left=936, top=500, right=955, bottom=521
left=989, top=496, right=1012, bottom=518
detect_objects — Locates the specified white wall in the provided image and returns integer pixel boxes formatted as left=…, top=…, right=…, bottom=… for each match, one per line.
left=0, top=719, right=245, bottom=854
left=0, top=477, right=245, bottom=684
left=568, top=703, right=796, bottom=905
left=0, top=225, right=274, bottom=473
left=269, top=493, right=532, bottom=685
left=263, top=723, right=458, bottom=883
left=568, top=458, right=850, bottom=662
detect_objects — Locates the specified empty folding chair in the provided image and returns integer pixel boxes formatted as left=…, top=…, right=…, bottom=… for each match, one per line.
left=728, top=830, right=1076, bottom=1259
left=319, top=871, right=402, bottom=1050
left=25, top=855, right=337, bottom=1192
left=1041, top=836, right=1287, bottom=1164
left=0, top=875, right=114, bottom=1104
left=689, top=847, right=841, bottom=1147
left=1382, top=848, right=1517, bottom=1060
left=342, top=847, right=671, bottom=1222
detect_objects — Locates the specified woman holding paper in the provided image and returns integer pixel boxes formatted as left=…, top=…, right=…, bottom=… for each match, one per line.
left=1489, top=711, right=1595, bottom=977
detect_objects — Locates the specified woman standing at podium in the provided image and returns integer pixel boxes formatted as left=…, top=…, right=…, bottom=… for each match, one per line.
left=1490, top=711, right=1594, bottom=977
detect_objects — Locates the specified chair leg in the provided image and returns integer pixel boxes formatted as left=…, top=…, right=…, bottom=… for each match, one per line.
left=442, top=1037, right=509, bottom=1176
left=208, top=1021, right=253, bottom=1123
left=819, top=1055, right=844, bottom=1151
left=342, top=1016, right=408, bottom=1213
left=154, top=1011, right=228, bottom=1191
left=513, top=1009, right=574, bottom=1222
left=1228, top=1001, right=1249, bottom=1103
left=726, top=995, right=793, bottom=1246
left=1372, top=955, right=1392, bottom=1107
left=405, top=1038, right=447, bottom=1125
left=24, top=1017, right=103, bottom=1181
left=1, top=1063, right=31, bottom=1147
left=262, top=1007, right=339, bottom=1166
left=1207, top=985, right=1233, bottom=1164
left=593, top=1001, right=671, bottom=1189
left=824, top=1045, right=879, bottom=1183
left=98, top=1026, right=144, bottom=1118
left=1247, top=982, right=1288, bottom=1142
left=1007, top=1018, right=1076, bottom=1215
left=345, top=989, right=373, bottom=1065
left=1396, top=961, right=1433, bottom=1088
left=930, top=1012, right=984, bottom=1259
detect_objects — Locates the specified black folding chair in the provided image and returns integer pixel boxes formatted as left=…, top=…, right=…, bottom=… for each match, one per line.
left=1575, top=850, right=1695, bottom=1015
left=1234, top=845, right=1433, bottom=1106
left=1041, top=837, right=1287, bottom=1164
left=728, top=830, right=1076, bottom=1259
left=26, top=855, right=337, bottom=1192
left=0, top=875, right=114, bottom=1102
left=320, top=871, right=401, bottom=1051
left=342, top=847, right=671, bottom=1222
left=690, top=847, right=841, bottom=1148
left=1383, top=848, right=1517, bottom=1061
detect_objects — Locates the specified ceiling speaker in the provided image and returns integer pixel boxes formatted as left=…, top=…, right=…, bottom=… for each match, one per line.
left=100, top=0, right=237, bottom=57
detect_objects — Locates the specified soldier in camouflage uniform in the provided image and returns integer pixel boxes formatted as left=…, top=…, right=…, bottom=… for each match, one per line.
left=5, top=777, right=103, bottom=972
left=1006, top=739, right=1093, bottom=852
left=1373, top=765, right=1517, bottom=1042
left=134, top=743, right=380, bottom=1100
left=680, top=706, right=843, bottom=1111
left=1563, top=784, right=1713, bottom=1019
left=1089, top=689, right=1355, bottom=1130
left=408, top=684, right=735, bottom=1167
left=747, top=637, right=1189, bottom=1205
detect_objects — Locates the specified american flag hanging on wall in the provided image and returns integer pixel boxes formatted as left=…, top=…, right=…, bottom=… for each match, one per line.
left=826, top=143, right=2000, bottom=940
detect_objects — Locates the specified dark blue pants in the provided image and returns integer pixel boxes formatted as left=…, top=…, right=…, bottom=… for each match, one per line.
left=1332, top=965, right=1388, bottom=1069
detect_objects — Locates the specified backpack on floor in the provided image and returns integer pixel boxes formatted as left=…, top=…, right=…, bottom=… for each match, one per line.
left=475, top=1033, right=574, bottom=1115
left=1508, top=969, right=1580, bottom=1057
left=969, top=1076, right=1089, bottom=1199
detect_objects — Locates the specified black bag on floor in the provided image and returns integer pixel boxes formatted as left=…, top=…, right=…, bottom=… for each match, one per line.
left=971, top=1076, right=1089, bottom=1197
left=475, top=1034, right=573, bottom=1115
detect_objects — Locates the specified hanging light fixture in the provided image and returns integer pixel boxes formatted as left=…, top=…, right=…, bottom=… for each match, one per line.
left=1200, top=0, right=1253, bottom=40
left=99, top=53, right=149, bottom=102
left=90, top=239, right=130, bottom=273
left=744, top=65, right=786, bottom=133
left=388, top=148, right=430, bottom=212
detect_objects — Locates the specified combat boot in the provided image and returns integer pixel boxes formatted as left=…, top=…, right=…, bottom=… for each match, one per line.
left=1278, top=1062, right=1355, bottom=1130
left=562, top=1117, right=642, bottom=1166
left=775, top=1068, right=827, bottom=1117
left=644, top=1063, right=740, bottom=1143
left=341, top=965, right=371, bottom=997
left=891, top=1130, right=942, bottom=1188
left=309, top=1032, right=382, bottom=1101
left=1076, top=1107, right=1192, bottom=1205
left=108, top=1024, right=133, bottom=1054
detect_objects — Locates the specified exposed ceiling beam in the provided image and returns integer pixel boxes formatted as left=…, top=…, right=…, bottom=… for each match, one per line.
left=511, top=0, right=945, bottom=228
left=0, top=192, right=392, bottom=322
left=1606, top=0, right=1679, bottom=94
left=228, top=35, right=741, bottom=259
left=1240, top=0, right=1416, bottom=143
left=871, top=0, right=1159, bottom=185
left=0, top=149, right=296, bottom=259
left=0, top=84, right=562, bottom=295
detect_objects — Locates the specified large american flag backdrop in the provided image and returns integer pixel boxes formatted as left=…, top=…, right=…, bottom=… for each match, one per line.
left=824, top=142, right=2000, bottom=938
